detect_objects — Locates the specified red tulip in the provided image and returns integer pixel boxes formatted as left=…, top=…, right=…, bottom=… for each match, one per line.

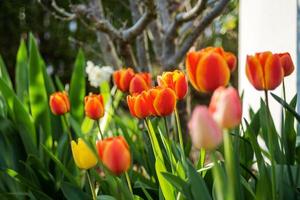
left=246, top=51, right=283, bottom=90
left=278, top=52, right=294, bottom=77
left=96, top=136, right=131, bottom=175
left=84, top=94, right=105, bottom=120
left=113, top=68, right=135, bottom=92
left=129, top=72, right=152, bottom=94
left=49, top=91, right=70, bottom=115
left=188, top=106, right=223, bottom=150
left=127, top=87, right=177, bottom=118
left=186, top=47, right=236, bottom=93
left=209, top=87, right=242, bottom=129
left=157, top=70, right=188, bottom=100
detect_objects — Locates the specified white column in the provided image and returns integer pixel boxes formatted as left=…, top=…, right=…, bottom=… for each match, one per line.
left=239, top=0, right=297, bottom=130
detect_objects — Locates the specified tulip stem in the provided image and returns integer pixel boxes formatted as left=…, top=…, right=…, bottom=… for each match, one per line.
left=125, top=171, right=133, bottom=193
left=175, top=107, right=184, bottom=155
left=87, top=170, right=97, bottom=200
left=62, top=114, right=72, bottom=141
left=264, top=90, right=270, bottom=111
left=163, top=117, right=169, bottom=136
left=282, top=79, right=287, bottom=102
left=96, top=120, right=103, bottom=140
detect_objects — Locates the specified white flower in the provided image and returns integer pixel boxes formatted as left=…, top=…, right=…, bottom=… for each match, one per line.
left=85, top=61, right=114, bottom=88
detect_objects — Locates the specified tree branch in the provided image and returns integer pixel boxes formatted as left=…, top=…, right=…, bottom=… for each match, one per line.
left=71, top=0, right=156, bottom=42
left=176, top=0, right=207, bottom=23
left=165, top=0, right=229, bottom=69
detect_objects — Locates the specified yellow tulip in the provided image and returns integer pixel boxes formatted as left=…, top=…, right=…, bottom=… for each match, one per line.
left=71, top=138, right=98, bottom=170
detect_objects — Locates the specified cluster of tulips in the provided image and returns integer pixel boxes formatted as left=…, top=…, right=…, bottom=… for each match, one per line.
left=49, top=46, right=294, bottom=198
left=49, top=92, right=130, bottom=175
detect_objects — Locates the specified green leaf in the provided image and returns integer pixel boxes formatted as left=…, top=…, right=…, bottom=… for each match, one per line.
left=271, top=93, right=300, bottom=123
left=0, top=78, right=37, bottom=154
left=15, top=39, right=29, bottom=103
left=0, top=54, right=13, bottom=89
left=161, top=172, right=191, bottom=199
left=69, top=49, right=85, bottom=123
left=155, top=158, right=175, bottom=200
left=61, top=181, right=90, bottom=200
left=97, top=195, right=117, bottom=200
left=28, top=33, right=52, bottom=148
left=42, top=145, right=78, bottom=185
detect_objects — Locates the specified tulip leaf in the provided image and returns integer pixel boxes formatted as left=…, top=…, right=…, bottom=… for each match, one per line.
left=271, top=93, right=300, bottom=123
left=0, top=54, right=13, bottom=89
left=61, top=181, right=90, bottom=200
left=97, top=195, right=117, bottom=200
left=42, top=145, right=78, bottom=186
left=69, top=49, right=85, bottom=123
left=28, top=33, right=52, bottom=148
left=0, top=78, right=37, bottom=155
left=15, top=39, right=29, bottom=103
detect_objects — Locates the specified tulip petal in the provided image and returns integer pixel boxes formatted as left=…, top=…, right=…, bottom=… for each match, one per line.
left=196, top=52, right=230, bottom=93
left=246, top=55, right=265, bottom=90
left=175, top=75, right=188, bottom=99
left=263, top=54, right=283, bottom=90
left=279, top=52, right=294, bottom=76
left=186, top=51, right=202, bottom=91
left=153, top=88, right=176, bottom=116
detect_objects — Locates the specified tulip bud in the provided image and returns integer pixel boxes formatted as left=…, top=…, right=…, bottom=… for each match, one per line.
left=96, top=136, right=131, bottom=175
left=209, top=87, right=242, bottom=129
left=278, top=52, right=294, bottom=77
left=49, top=91, right=70, bottom=115
left=246, top=51, right=283, bottom=90
left=71, top=138, right=98, bottom=170
left=157, top=70, right=188, bottom=100
left=127, top=91, right=151, bottom=118
left=129, top=73, right=152, bottom=94
left=113, top=68, right=135, bottom=92
left=186, top=47, right=235, bottom=93
left=84, top=94, right=104, bottom=120
left=188, top=106, right=223, bottom=150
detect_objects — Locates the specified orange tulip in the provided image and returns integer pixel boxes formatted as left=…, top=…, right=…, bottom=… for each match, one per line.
left=127, top=91, right=151, bottom=118
left=84, top=93, right=105, bottom=120
left=129, top=72, right=152, bottom=94
left=127, top=87, right=176, bottom=118
left=278, top=52, right=294, bottom=77
left=157, top=70, right=188, bottom=100
left=246, top=51, right=283, bottom=90
left=186, top=47, right=236, bottom=93
left=209, top=86, right=242, bottom=129
left=113, top=68, right=135, bottom=92
left=49, top=91, right=70, bottom=115
left=188, top=106, right=223, bottom=150
left=96, top=136, right=131, bottom=175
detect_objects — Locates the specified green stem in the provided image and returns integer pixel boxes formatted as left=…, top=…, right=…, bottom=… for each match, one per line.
left=62, top=114, right=72, bottom=141
left=282, top=78, right=287, bottom=102
left=211, top=151, right=225, bottom=200
left=96, top=120, right=103, bottom=140
left=223, top=130, right=235, bottom=199
left=125, top=171, right=133, bottom=193
left=87, top=170, right=97, bottom=200
left=174, top=107, right=184, bottom=155
left=163, top=117, right=169, bottom=136
left=264, top=90, right=277, bottom=199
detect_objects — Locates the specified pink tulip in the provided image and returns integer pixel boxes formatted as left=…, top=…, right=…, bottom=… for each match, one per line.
left=209, top=86, right=242, bottom=129
left=188, top=106, right=223, bottom=150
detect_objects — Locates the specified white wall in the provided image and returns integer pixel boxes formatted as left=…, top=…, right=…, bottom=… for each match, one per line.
left=239, top=0, right=297, bottom=130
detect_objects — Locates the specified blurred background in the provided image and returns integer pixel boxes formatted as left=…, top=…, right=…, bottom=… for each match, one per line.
left=0, top=0, right=238, bottom=85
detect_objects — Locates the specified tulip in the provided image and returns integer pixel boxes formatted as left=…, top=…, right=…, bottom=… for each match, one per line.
left=129, top=72, right=152, bottom=94
left=209, top=87, right=242, bottom=129
left=71, top=138, right=98, bottom=170
left=186, top=47, right=236, bottom=93
left=96, top=136, right=131, bottom=175
left=84, top=93, right=105, bottom=120
left=246, top=51, right=283, bottom=90
left=157, top=70, right=188, bottom=100
left=49, top=91, right=70, bottom=115
left=127, top=91, right=151, bottom=118
left=278, top=52, right=294, bottom=77
left=188, top=106, right=223, bottom=150
left=113, top=68, right=135, bottom=92
left=127, top=87, right=177, bottom=118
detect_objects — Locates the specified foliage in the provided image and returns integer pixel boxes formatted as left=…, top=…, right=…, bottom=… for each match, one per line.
left=0, top=35, right=299, bottom=200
